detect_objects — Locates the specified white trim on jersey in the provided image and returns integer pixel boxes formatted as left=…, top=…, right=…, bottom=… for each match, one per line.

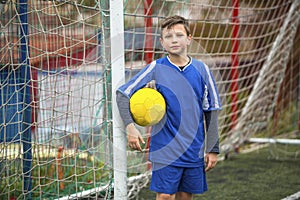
left=203, top=85, right=209, bottom=110
left=203, top=63, right=221, bottom=109
left=124, top=60, right=156, bottom=95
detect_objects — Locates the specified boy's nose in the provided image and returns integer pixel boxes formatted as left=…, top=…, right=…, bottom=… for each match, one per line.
left=171, top=36, right=178, bottom=42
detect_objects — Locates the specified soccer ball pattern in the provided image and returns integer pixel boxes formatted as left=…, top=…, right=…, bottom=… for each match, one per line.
left=130, top=88, right=166, bottom=126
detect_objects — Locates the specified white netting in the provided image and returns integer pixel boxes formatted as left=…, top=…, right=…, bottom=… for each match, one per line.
left=0, top=0, right=300, bottom=199
left=124, top=0, right=300, bottom=197
left=1, top=1, right=114, bottom=199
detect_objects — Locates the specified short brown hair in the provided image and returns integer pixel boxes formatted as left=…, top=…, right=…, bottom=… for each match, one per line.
left=160, top=15, right=191, bottom=36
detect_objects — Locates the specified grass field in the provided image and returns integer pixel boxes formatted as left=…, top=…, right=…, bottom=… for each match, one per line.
left=137, top=144, right=300, bottom=200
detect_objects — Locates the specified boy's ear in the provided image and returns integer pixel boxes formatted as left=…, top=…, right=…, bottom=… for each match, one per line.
left=187, top=35, right=192, bottom=45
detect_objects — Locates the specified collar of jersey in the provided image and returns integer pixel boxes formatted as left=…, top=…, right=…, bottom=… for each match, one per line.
left=166, top=55, right=192, bottom=71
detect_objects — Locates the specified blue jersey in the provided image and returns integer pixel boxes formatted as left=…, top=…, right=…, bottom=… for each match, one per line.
left=117, top=56, right=222, bottom=167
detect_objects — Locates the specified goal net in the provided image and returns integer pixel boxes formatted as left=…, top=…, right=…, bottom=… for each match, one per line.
left=0, top=0, right=299, bottom=199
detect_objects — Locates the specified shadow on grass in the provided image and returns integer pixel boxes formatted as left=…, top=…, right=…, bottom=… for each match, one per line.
left=137, top=145, right=300, bottom=200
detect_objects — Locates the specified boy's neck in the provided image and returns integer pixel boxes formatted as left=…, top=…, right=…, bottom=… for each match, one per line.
left=168, top=54, right=190, bottom=67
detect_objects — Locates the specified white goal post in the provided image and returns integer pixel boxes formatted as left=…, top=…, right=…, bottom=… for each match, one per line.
left=0, top=0, right=299, bottom=199
left=110, top=0, right=127, bottom=199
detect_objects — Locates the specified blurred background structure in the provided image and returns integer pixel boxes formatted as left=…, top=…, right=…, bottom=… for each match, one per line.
left=0, top=0, right=299, bottom=199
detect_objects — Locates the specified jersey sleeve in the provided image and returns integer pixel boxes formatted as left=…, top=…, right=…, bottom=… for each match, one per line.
left=117, top=61, right=156, bottom=97
left=116, top=61, right=156, bottom=127
left=116, top=91, right=135, bottom=127
left=202, top=64, right=222, bottom=111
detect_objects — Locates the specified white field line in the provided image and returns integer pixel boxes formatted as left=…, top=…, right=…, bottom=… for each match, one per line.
left=281, top=191, right=300, bottom=200
left=248, top=138, right=300, bottom=145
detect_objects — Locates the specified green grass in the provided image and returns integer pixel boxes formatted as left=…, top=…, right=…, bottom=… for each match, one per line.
left=138, top=145, right=300, bottom=200
left=0, top=155, right=111, bottom=200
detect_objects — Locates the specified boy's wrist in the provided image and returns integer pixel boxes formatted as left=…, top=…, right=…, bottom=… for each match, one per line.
left=126, top=123, right=136, bottom=131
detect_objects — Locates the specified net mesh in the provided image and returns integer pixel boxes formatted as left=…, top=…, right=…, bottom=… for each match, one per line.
left=0, top=0, right=299, bottom=199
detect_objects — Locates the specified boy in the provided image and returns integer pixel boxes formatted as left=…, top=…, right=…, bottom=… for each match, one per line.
left=116, top=15, right=221, bottom=200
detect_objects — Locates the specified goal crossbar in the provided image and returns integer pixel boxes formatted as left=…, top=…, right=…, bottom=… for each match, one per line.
left=248, top=138, right=300, bottom=145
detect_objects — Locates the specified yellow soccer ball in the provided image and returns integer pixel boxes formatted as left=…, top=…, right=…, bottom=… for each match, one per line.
left=130, top=88, right=166, bottom=126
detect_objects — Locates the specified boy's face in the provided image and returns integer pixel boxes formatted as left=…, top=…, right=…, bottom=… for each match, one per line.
left=160, top=24, right=192, bottom=57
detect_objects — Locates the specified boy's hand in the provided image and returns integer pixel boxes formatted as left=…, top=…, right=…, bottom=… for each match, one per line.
left=205, top=152, right=218, bottom=172
left=126, top=123, right=145, bottom=151
left=145, top=80, right=156, bottom=90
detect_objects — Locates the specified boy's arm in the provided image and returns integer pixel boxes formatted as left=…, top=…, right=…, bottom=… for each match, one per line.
left=204, top=110, right=219, bottom=153
left=116, top=91, right=145, bottom=151
left=116, top=91, right=134, bottom=127
left=204, top=110, right=219, bottom=171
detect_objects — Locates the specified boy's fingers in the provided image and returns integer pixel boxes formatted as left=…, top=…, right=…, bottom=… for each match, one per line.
left=137, top=144, right=142, bottom=151
left=205, top=159, right=217, bottom=172
left=137, top=137, right=145, bottom=151
left=205, top=155, right=208, bottom=164
left=205, top=155, right=211, bottom=171
left=139, top=135, right=145, bottom=144
left=131, top=142, right=142, bottom=151
left=205, top=162, right=212, bottom=172
left=205, top=166, right=210, bottom=172
left=145, top=80, right=156, bottom=89
left=129, top=140, right=144, bottom=151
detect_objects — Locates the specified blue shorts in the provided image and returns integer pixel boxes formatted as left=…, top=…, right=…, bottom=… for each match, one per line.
left=150, top=163, right=208, bottom=194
